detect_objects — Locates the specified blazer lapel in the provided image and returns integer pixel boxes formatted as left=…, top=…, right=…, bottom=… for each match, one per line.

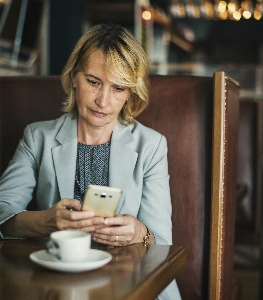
left=52, top=114, right=78, bottom=199
left=109, top=122, right=138, bottom=213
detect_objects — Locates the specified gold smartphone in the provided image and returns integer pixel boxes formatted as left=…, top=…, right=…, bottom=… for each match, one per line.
left=81, top=184, right=122, bottom=217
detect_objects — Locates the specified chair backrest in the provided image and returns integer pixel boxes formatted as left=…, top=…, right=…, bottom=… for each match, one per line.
left=137, top=72, right=240, bottom=300
left=0, top=73, right=240, bottom=300
left=137, top=74, right=214, bottom=299
left=0, top=76, right=65, bottom=174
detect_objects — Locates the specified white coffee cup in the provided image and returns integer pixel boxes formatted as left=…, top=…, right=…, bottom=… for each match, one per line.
left=46, top=230, right=91, bottom=263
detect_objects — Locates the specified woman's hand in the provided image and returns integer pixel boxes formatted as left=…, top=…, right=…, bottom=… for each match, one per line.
left=0, top=198, right=104, bottom=238
left=91, top=214, right=147, bottom=246
left=43, top=198, right=105, bottom=234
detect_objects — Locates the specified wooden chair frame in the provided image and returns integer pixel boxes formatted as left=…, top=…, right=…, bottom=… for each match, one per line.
left=210, top=72, right=240, bottom=300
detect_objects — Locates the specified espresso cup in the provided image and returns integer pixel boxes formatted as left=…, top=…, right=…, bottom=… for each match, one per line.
left=46, top=230, right=91, bottom=263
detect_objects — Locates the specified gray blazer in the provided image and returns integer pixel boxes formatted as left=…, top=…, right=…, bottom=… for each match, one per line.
left=0, top=113, right=181, bottom=299
left=0, top=113, right=172, bottom=244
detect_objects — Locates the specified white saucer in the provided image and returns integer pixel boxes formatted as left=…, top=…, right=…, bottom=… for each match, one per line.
left=29, top=249, right=112, bottom=273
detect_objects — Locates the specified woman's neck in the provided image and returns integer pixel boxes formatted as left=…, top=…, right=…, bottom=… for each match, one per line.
left=77, top=120, right=114, bottom=145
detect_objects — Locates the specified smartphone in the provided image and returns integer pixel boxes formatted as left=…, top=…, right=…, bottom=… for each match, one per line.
left=81, top=184, right=122, bottom=217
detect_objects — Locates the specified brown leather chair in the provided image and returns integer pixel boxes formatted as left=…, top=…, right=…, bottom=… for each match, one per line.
left=137, top=72, right=240, bottom=300
left=0, top=72, right=240, bottom=300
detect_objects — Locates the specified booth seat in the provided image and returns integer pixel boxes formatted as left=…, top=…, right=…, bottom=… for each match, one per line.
left=0, top=72, right=240, bottom=300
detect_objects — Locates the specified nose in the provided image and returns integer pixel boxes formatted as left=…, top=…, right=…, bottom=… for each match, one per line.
left=95, top=86, right=110, bottom=108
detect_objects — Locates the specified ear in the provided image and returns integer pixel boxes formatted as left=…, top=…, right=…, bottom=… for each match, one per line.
left=71, top=71, right=76, bottom=86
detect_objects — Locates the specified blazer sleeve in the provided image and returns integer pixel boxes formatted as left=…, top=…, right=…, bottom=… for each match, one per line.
left=0, top=124, right=38, bottom=227
left=137, top=135, right=172, bottom=245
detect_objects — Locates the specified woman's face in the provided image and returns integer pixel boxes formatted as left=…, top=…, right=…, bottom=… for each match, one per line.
left=72, top=49, right=130, bottom=131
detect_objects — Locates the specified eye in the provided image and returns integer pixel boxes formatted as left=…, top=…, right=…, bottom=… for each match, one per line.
left=114, top=85, right=125, bottom=92
left=87, top=79, right=99, bottom=86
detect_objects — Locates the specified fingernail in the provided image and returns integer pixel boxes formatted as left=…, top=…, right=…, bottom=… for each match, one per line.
left=87, top=211, right=94, bottom=217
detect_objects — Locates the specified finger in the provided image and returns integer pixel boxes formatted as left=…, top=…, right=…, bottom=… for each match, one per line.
left=104, top=215, right=127, bottom=226
left=94, top=225, right=125, bottom=236
left=92, top=233, right=125, bottom=245
left=81, top=224, right=107, bottom=233
left=56, top=218, right=100, bottom=232
left=66, top=213, right=105, bottom=227
left=63, top=210, right=97, bottom=224
left=59, top=198, right=82, bottom=211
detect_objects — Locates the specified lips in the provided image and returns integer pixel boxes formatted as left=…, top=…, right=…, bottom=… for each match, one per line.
left=90, top=108, right=107, bottom=117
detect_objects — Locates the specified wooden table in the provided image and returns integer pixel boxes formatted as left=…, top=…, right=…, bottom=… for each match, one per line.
left=0, top=239, right=187, bottom=300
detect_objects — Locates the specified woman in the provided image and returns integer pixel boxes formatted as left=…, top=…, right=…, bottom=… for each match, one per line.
left=0, top=24, right=181, bottom=299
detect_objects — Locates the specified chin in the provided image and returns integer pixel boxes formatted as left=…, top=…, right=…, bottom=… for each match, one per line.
left=90, top=119, right=110, bottom=127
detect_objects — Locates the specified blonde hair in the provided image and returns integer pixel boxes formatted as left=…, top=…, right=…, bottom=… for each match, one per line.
left=61, top=23, right=149, bottom=125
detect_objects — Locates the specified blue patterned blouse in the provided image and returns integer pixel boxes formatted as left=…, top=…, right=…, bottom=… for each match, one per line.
left=74, top=142, right=111, bottom=203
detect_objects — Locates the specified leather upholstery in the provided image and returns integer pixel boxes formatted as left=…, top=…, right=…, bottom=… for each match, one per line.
left=137, top=75, right=214, bottom=299
left=0, top=74, right=240, bottom=299
left=0, top=76, right=65, bottom=174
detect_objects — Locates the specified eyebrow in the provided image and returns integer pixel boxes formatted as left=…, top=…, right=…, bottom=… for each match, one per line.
left=84, top=74, right=101, bottom=81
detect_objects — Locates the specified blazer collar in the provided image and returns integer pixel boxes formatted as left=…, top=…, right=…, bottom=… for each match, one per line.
left=52, top=114, right=78, bottom=199
left=55, top=113, right=77, bottom=144
left=109, top=122, right=138, bottom=213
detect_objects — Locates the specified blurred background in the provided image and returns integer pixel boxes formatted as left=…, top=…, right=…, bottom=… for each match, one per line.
left=0, top=0, right=262, bottom=299
left=1, top=0, right=263, bottom=98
